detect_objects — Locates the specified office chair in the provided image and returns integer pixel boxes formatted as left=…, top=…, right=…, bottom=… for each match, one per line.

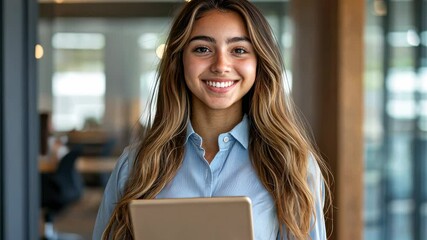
left=41, top=149, right=84, bottom=240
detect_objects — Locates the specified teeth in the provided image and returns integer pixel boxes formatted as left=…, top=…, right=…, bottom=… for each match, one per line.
left=206, top=81, right=234, bottom=88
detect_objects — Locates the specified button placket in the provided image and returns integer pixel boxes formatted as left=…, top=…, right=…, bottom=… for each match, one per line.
left=205, top=167, right=213, bottom=196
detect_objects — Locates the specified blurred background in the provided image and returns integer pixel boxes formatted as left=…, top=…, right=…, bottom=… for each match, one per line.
left=33, top=0, right=427, bottom=240
left=1, top=0, right=427, bottom=239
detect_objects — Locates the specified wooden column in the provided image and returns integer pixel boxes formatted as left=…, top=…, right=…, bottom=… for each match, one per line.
left=291, top=0, right=364, bottom=240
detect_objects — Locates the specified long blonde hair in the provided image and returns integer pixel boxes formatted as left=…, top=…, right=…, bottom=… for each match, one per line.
left=103, top=0, right=330, bottom=239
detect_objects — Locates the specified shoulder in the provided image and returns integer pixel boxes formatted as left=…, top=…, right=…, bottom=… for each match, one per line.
left=110, top=144, right=139, bottom=196
left=307, top=153, right=322, bottom=181
left=92, top=145, right=140, bottom=239
left=120, top=143, right=139, bottom=168
left=306, top=153, right=325, bottom=205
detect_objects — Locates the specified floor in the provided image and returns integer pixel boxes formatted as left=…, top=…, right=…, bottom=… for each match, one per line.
left=52, top=187, right=104, bottom=240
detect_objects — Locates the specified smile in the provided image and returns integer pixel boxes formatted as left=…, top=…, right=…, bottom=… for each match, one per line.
left=205, top=81, right=235, bottom=88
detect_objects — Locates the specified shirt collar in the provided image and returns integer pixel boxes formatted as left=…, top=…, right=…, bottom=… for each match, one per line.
left=185, top=121, right=196, bottom=144
left=185, top=114, right=249, bottom=149
left=229, top=115, right=249, bottom=149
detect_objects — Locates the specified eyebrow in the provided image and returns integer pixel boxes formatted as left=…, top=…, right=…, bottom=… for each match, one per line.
left=188, top=35, right=251, bottom=44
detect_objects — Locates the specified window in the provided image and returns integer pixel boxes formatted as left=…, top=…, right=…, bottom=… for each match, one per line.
left=51, top=32, right=105, bottom=131
left=364, top=0, right=427, bottom=239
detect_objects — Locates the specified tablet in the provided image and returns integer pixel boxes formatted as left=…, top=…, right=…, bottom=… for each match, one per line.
left=128, top=196, right=254, bottom=240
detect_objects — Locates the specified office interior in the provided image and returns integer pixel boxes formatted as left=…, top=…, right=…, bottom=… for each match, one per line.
left=1, top=0, right=426, bottom=239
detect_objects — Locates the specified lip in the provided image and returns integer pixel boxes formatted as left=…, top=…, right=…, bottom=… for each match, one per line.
left=202, top=78, right=239, bottom=93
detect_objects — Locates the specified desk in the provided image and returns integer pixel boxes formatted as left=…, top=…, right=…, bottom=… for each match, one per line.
left=76, top=156, right=117, bottom=173
left=39, top=156, right=117, bottom=173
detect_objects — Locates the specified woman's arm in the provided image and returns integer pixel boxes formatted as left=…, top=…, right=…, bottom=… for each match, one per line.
left=307, top=155, right=327, bottom=240
left=276, top=156, right=327, bottom=240
left=92, top=148, right=132, bottom=240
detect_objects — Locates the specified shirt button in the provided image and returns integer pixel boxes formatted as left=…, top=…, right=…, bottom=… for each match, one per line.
left=223, top=136, right=229, bottom=143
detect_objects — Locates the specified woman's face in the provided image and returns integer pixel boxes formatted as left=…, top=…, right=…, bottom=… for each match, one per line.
left=182, top=9, right=257, bottom=113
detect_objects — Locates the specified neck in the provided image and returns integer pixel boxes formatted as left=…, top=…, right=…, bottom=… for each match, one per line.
left=191, top=106, right=243, bottom=162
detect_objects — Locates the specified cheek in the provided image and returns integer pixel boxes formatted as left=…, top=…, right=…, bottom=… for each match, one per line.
left=183, top=55, right=202, bottom=78
left=182, top=54, right=195, bottom=83
left=182, top=52, right=190, bottom=74
left=239, top=60, right=257, bottom=82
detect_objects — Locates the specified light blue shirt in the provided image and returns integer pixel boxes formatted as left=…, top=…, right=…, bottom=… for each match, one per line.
left=93, top=116, right=326, bottom=239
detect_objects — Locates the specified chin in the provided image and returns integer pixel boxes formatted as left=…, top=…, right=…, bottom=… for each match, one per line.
left=207, top=102, right=238, bottom=111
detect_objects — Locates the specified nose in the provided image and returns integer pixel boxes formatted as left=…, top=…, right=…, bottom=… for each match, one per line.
left=210, top=51, right=231, bottom=74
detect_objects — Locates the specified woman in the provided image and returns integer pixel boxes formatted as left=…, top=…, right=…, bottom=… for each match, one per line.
left=93, top=0, right=330, bottom=239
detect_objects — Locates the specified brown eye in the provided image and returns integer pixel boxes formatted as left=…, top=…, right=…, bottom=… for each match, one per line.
left=194, top=47, right=211, bottom=54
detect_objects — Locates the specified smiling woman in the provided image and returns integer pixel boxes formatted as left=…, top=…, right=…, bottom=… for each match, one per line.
left=182, top=10, right=257, bottom=120
left=93, top=0, right=330, bottom=240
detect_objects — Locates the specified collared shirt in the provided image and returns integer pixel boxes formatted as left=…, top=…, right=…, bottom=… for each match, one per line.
left=93, top=116, right=326, bottom=239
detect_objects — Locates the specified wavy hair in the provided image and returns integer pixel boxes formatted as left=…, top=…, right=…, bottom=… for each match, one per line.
left=102, top=0, right=330, bottom=239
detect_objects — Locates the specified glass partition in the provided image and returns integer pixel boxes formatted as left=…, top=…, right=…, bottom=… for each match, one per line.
left=364, top=0, right=427, bottom=239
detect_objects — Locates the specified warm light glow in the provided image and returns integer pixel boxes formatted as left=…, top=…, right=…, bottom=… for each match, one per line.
left=156, top=44, right=166, bottom=59
left=35, top=44, right=44, bottom=59
left=55, top=0, right=64, bottom=3
left=373, top=0, right=387, bottom=16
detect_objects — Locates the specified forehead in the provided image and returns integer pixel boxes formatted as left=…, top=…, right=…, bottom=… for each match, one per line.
left=190, top=9, right=249, bottom=37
